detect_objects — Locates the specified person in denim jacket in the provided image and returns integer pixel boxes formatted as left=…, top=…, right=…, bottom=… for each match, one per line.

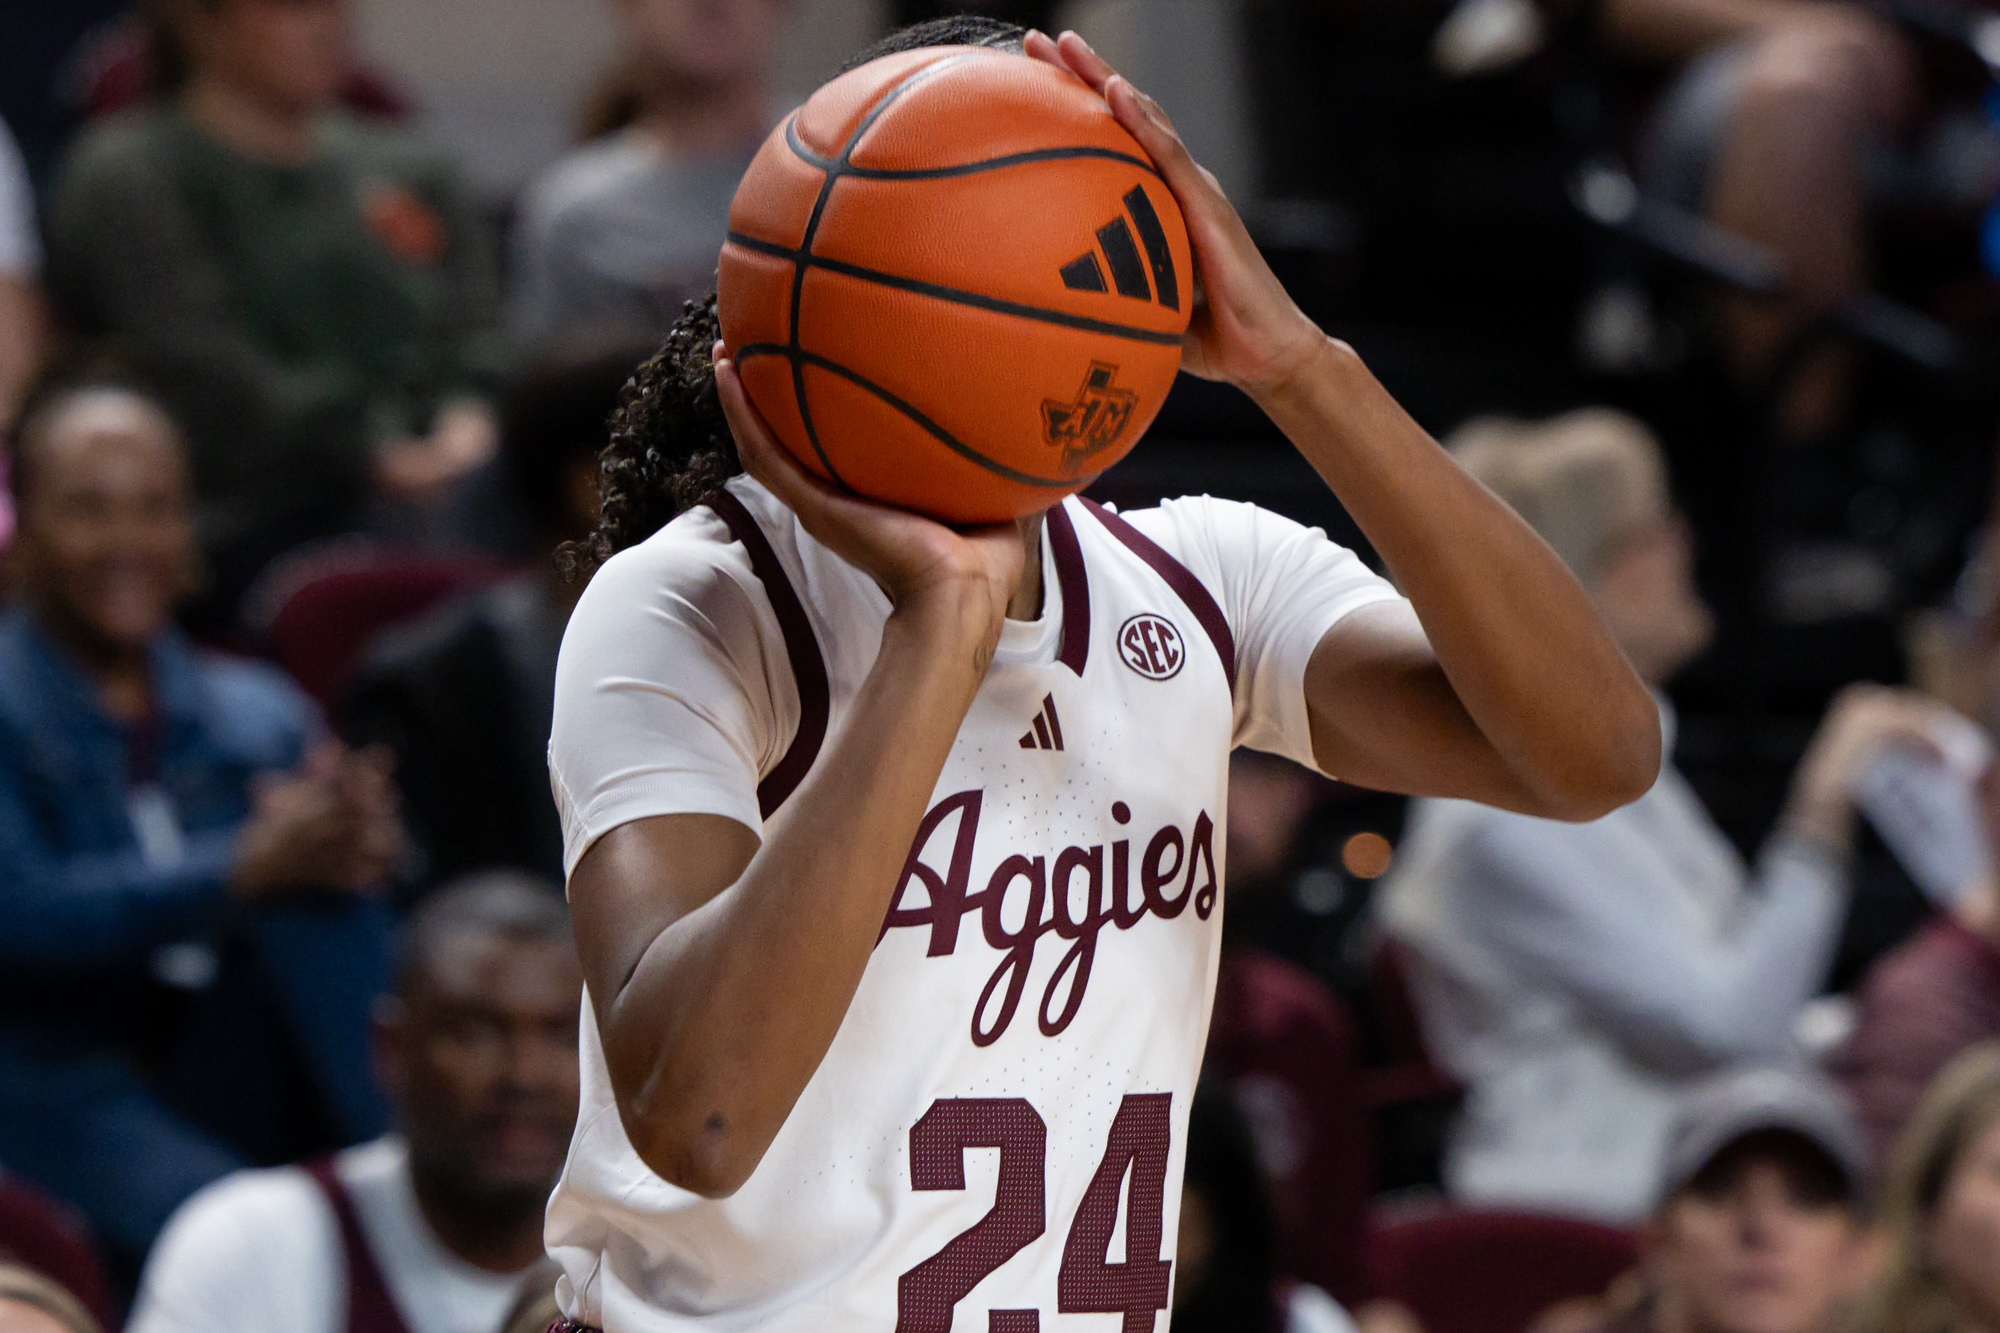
left=0, top=364, right=405, bottom=1269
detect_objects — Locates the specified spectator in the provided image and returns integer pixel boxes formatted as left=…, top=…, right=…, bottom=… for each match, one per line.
left=0, top=118, right=42, bottom=438
left=0, top=366, right=401, bottom=1266
left=509, top=0, right=784, bottom=352
left=0, top=1266, right=100, bottom=1333
left=1210, top=750, right=1375, bottom=1303
left=1609, top=0, right=1913, bottom=438
left=1556, top=1068, right=1876, bottom=1333
left=1850, top=1042, right=2000, bottom=1333
left=1175, top=1081, right=1360, bottom=1333
left=1833, top=763, right=2000, bottom=1172
left=44, top=0, right=506, bottom=623
left=129, top=873, right=581, bottom=1333
left=1380, top=408, right=1962, bottom=1220
left=341, top=341, right=645, bottom=890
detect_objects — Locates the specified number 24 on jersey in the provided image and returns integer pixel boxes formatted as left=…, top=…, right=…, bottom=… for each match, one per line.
left=897, top=1093, right=1174, bottom=1333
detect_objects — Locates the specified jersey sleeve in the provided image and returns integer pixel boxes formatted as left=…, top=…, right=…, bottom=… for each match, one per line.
left=549, top=521, right=783, bottom=876
left=1125, top=496, right=1404, bottom=771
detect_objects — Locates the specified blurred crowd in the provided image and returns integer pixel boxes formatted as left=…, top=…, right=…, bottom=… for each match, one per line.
left=5, top=0, right=2000, bottom=1332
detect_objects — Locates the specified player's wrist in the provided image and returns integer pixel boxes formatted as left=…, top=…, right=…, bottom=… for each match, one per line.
left=1241, top=330, right=1354, bottom=411
left=886, top=584, right=1003, bottom=652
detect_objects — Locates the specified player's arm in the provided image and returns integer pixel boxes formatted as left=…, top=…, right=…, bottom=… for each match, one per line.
left=1029, top=31, right=1659, bottom=821
left=566, top=358, right=1023, bottom=1198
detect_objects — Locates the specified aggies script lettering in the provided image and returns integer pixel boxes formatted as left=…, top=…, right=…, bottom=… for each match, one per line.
left=880, top=792, right=1218, bottom=1046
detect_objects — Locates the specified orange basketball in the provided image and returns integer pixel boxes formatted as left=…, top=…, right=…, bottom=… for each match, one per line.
left=717, top=46, right=1193, bottom=524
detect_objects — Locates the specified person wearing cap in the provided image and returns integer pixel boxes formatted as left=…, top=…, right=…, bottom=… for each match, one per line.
left=1561, top=1067, right=1877, bottom=1333
left=1380, top=409, right=1963, bottom=1220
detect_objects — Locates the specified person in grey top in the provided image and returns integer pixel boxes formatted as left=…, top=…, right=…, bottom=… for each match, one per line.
left=509, top=0, right=786, bottom=352
left=1379, top=408, right=1961, bottom=1221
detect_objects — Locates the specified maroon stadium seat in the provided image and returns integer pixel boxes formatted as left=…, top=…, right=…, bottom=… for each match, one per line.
left=262, top=548, right=517, bottom=709
left=1207, top=948, right=1373, bottom=1305
left=0, top=1173, right=117, bottom=1329
left=1362, top=938, right=1461, bottom=1108
left=1366, top=1209, right=1640, bottom=1333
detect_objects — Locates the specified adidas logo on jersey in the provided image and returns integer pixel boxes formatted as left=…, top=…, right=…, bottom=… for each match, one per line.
left=1056, top=184, right=1181, bottom=310
left=1018, top=693, right=1066, bottom=751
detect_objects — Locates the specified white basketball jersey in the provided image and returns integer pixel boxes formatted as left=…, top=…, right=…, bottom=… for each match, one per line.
left=546, top=476, right=1400, bottom=1333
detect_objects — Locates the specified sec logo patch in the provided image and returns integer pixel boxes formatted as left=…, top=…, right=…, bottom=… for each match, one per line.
left=1118, top=613, right=1185, bottom=680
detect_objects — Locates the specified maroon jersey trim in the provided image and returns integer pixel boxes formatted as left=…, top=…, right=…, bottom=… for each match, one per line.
left=302, top=1159, right=415, bottom=1333
left=1046, top=501, right=1091, bottom=676
left=1077, top=498, right=1237, bottom=692
left=704, top=489, right=832, bottom=818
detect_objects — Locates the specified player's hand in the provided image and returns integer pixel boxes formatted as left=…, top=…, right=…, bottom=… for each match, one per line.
left=714, top=346, right=1024, bottom=652
left=1024, top=29, right=1326, bottom=398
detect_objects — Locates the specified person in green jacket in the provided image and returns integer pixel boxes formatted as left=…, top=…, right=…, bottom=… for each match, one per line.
left=45, top=0, right=508, bottom=622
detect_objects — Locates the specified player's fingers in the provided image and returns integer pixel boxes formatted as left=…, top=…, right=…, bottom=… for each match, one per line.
left=715, top=349, right=919, bottom=553
left=1104, top=78, right=1208, bottom=212
left=1052, top=31, right=1117, bottom=95
left=1023, top=29, right=1064, bottom=70
left=714, top=350, right=832, bottom=512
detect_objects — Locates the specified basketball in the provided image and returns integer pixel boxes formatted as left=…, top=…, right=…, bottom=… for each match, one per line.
left=717, top=46, right=1193, bottom=524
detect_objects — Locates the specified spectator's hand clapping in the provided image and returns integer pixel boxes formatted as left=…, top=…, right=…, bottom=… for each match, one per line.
left=229, top=742, right=407, bottom=898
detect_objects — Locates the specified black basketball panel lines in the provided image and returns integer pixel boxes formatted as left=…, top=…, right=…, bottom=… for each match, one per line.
left=1059, top=252, right=1108, bottom=293
left=1058, top=185, right=1182, bottom=310
left=1121, top=185, right=1180, bottom=311
left=1096, top=217, right=1153, bottom=300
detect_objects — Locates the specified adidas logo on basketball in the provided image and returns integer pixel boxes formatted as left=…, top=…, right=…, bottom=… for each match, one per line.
left=1057, top=184, right=1182, bottom=310
left=1018, top=693, right=1066, bottom=751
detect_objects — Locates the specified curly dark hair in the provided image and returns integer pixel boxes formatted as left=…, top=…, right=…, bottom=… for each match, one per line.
left=567, top=295, right=733, bottom=570
left=573, top=17, right=1031, bottom=568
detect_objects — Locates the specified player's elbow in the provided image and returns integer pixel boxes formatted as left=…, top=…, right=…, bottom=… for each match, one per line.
left=1534, top=695, right=1662, bottom=822
left=621, top=1095, right=760, bottom=1199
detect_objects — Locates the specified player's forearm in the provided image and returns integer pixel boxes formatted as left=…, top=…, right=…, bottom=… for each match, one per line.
left=603, top=597, right=991, bottom=1197
left=1256, top=337, right=1659, bottom=818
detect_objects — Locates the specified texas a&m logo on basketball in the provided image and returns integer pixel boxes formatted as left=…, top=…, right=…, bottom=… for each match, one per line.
left=1117, top=613, right=1185, bottom=680
left=1042, top=362, right=1138, bottom=474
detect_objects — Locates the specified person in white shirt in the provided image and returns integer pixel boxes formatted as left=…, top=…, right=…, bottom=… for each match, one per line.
left=1380, top=408, right=1962, bottom=1221
left=541, top=18, right=1660, bottom=1333
left=129, top=873, right=581, bottom=1333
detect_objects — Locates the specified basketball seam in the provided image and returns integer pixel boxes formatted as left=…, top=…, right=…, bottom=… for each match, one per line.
left=729, top=231, right=1184, bottom=347
left=781, top=53, right=982, bottom=489
left=783, top=118, right=1163, bottom=182
left=735, top=342, right=1095, bottom=491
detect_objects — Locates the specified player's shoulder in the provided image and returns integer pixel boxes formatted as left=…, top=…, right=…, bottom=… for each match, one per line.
left=572, top=491, right=753, bottom=615
left=1115, top=492, right=1310, bottom=546
left=1101, top=493, right=1327, bottom=578
left=563, top=477, right=834, bottom=663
